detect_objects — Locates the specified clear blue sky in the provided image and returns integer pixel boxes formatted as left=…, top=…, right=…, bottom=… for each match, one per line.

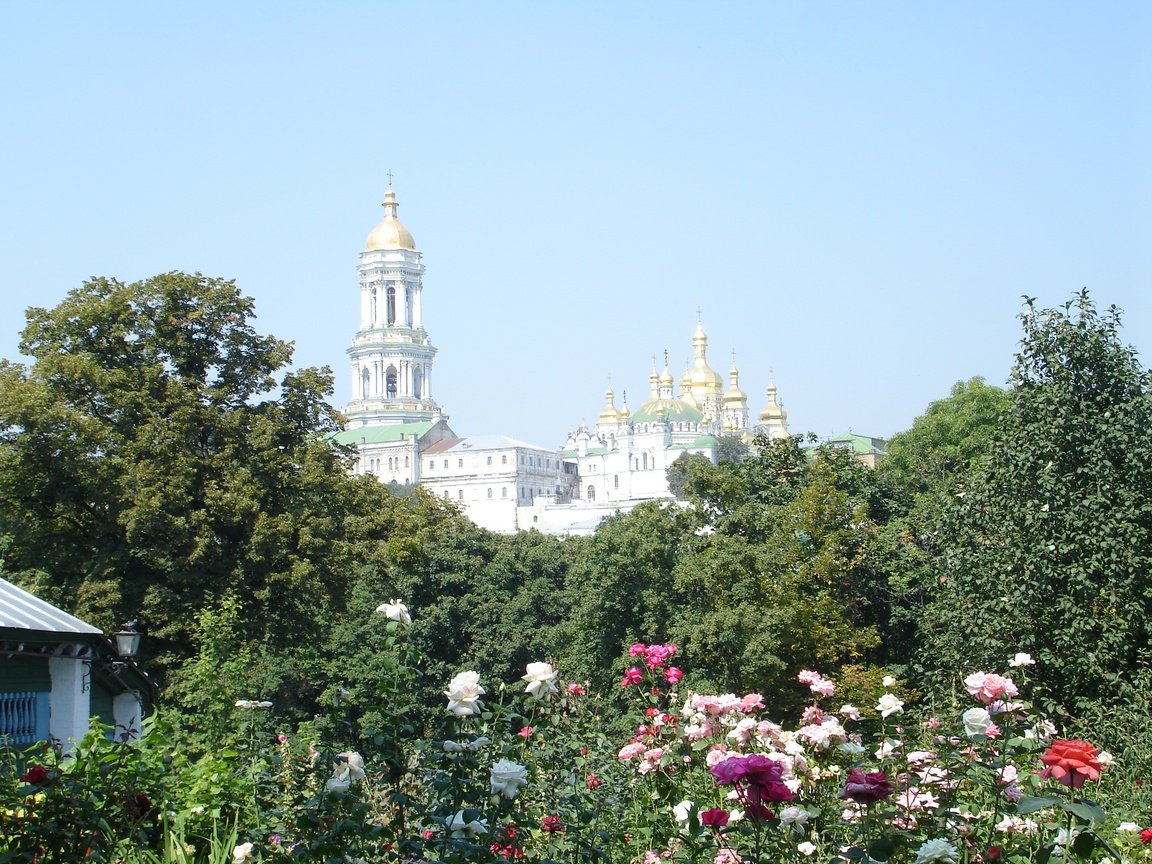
left=2, top=3, right=1149, bottom=447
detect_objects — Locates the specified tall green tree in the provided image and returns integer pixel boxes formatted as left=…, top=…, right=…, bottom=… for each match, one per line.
left=0, top=273, right=358, bottom=681
left=922, top=292, right=1152, bottom=715
left=873, top=378, right=1011, bottom=670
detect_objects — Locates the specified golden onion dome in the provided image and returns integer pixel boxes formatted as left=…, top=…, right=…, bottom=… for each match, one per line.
left=598, top=383, right=619, bottom=425
left=365, top=186, right=416, bottom=251
left=724, top=361, right=748, bottom=404
left=758, top=381, right=789, bottom=426
left=689, top=321, right=724, bottom=393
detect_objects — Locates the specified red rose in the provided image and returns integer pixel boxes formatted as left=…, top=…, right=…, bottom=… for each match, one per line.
left=20, top=765, right=49, bottom=784
left=986, top=846, right=1003, bottom=861
left=841, top=769, right=894, bottom=804
left=1038, top=739, right=1103, bottom=789
left=1140, top=828, right=1152, bottom=845
left=541, top=815, right=563, bottom=834
left=700, top=807, right=730, bottom=827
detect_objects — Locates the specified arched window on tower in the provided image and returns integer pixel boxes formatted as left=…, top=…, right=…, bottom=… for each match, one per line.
left=405, top=285, right=413, bottom=325
left=386, top=285, right=396, bottom=325
left=386, top=366, right=398, bottom=398
left=360, top=368, right=370, bottom=398
left=587, top=485, right=596, bottom=501
left=642, top=452, right=649, bottom=470
left=370, top=287, right=378, bottom=324
left=413, top=367, right=423, bottom=399
left=614, top=474, right=619, bottom=490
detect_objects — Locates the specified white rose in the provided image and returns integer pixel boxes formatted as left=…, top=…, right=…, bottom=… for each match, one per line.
left=779, top=806, right=809, bottom=830
left=232, top=842, right=254, bottom=864
left=325, top=751, right=365, bottom=793
left=915, top=839, right=958, bottom=864
left=673, top=799, right=694, bottom=832
left=882, top=675, right=897, bottom=687
left=1008, top=652, right=1034, bottom=668
left=338, top=751, right=365, bottom=781
left=962, top=707, right=993, bottom=738
left=522, top=661, right=559, bottom=699
left=376, top=599, right=412, bottom=626
left=489, top=758, right=528, bottom=799
left=445, top=670, right=485, bottom=717
left=876, top=693, right=904, bottom=718
left=447, top=810, right=488, bottom=838
left=797, top=842, right=817, bottom=856
left=1117, top=822, right=1142, bottom=833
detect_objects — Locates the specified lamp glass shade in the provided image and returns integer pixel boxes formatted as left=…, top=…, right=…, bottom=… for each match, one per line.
left=115, top=630, right=142, bottom=659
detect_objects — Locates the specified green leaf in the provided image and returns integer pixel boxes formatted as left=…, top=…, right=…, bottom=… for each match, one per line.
left=1061, top=801, right=1105, bottom=824
left=1017, top=795, right=1062, bottom=814
left=1070, top=831, right=1096, bottom=858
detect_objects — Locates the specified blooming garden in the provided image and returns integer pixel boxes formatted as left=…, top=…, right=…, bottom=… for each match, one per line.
left=3, top=601, right=1151, bottom=864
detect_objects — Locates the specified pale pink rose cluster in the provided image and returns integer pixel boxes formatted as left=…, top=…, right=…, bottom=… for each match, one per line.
left=797, top=669, right=836, bottom=697
left=963, top=671, right=1019, bottom=705
left=796, top=716, right=849, bottom=749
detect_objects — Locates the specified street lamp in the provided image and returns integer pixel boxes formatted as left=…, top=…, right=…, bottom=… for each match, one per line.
left=114, top=620, right=142, bottom=662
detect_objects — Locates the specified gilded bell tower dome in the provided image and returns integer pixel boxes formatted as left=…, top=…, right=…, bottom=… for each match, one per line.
left=365, top=185, right=417, bottom=251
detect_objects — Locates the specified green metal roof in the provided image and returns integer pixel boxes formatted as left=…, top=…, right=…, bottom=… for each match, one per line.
left=330, top=421, right=436, bottom=446
left=826, top=432, right=888, bottom=456
left=631, top=398, right=704, bottom=424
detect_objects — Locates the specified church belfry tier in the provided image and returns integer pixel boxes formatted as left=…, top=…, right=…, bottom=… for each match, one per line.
left=345, top=184, right=444, bottom=427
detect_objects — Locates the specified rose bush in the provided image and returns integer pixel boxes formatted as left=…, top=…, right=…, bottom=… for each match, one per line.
left=4, top=610, right=1150, bottom=864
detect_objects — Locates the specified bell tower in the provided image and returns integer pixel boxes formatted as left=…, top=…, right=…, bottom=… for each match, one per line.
left=345, top=183, right=444, bottom=427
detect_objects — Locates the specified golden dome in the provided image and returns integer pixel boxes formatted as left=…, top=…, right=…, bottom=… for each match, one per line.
left=689, top=320, right=724, bottom=394
left=599, top=383, right=620, bottom=425
left=724, top=361, right=747, bottom=405
left=758, top=381, right=789, bottom=426
left=365, top=186, right=416, bottom=251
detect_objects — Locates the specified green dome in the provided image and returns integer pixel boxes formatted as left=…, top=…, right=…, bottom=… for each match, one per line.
left=632, top=398, right=704, bottom=424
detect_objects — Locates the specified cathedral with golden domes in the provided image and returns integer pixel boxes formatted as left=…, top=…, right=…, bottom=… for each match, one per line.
left=559, top=321, right=789, bottom=511
left=333, top=185, right=790, bottom=534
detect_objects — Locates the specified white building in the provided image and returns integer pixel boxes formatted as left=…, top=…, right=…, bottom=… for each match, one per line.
left=331, top=186, right=574, bottom=532
left=0, top=577, right=152, bottom=747
left=333, top=185, right=792, bottom=535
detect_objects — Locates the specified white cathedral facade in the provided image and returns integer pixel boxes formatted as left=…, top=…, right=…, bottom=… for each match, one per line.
left=332, top=186, right=789, bottom=534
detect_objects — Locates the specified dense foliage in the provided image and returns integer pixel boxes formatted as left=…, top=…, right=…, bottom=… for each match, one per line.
left=3, top=277, right=1152, bottom=863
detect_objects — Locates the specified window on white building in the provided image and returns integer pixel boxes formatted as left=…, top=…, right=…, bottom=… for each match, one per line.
left=458, top=458, right=463, bottom=468
left=502, top=455, right=508, bottom=464
left=458, top=490, right=463, bottom=500
left=501, top=487, right=507, bottom=498
left=429, top=460, right=434, bottom=470
left=487, top=488, right=492, bottom=499
left=486, top=456, right=492, bottom=465
left=587, top=485, right=596, bottom=501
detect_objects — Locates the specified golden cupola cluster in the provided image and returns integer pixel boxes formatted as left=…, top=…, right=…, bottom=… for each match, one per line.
left=590, top=315, right=788, bottom=440
left=365, top=186, right=417, bottom=251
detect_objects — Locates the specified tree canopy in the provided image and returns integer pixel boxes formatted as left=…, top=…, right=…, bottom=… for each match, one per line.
left=921, top=292, right=1152, bottom=716
left=0, top=273, right=362, bottom=681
